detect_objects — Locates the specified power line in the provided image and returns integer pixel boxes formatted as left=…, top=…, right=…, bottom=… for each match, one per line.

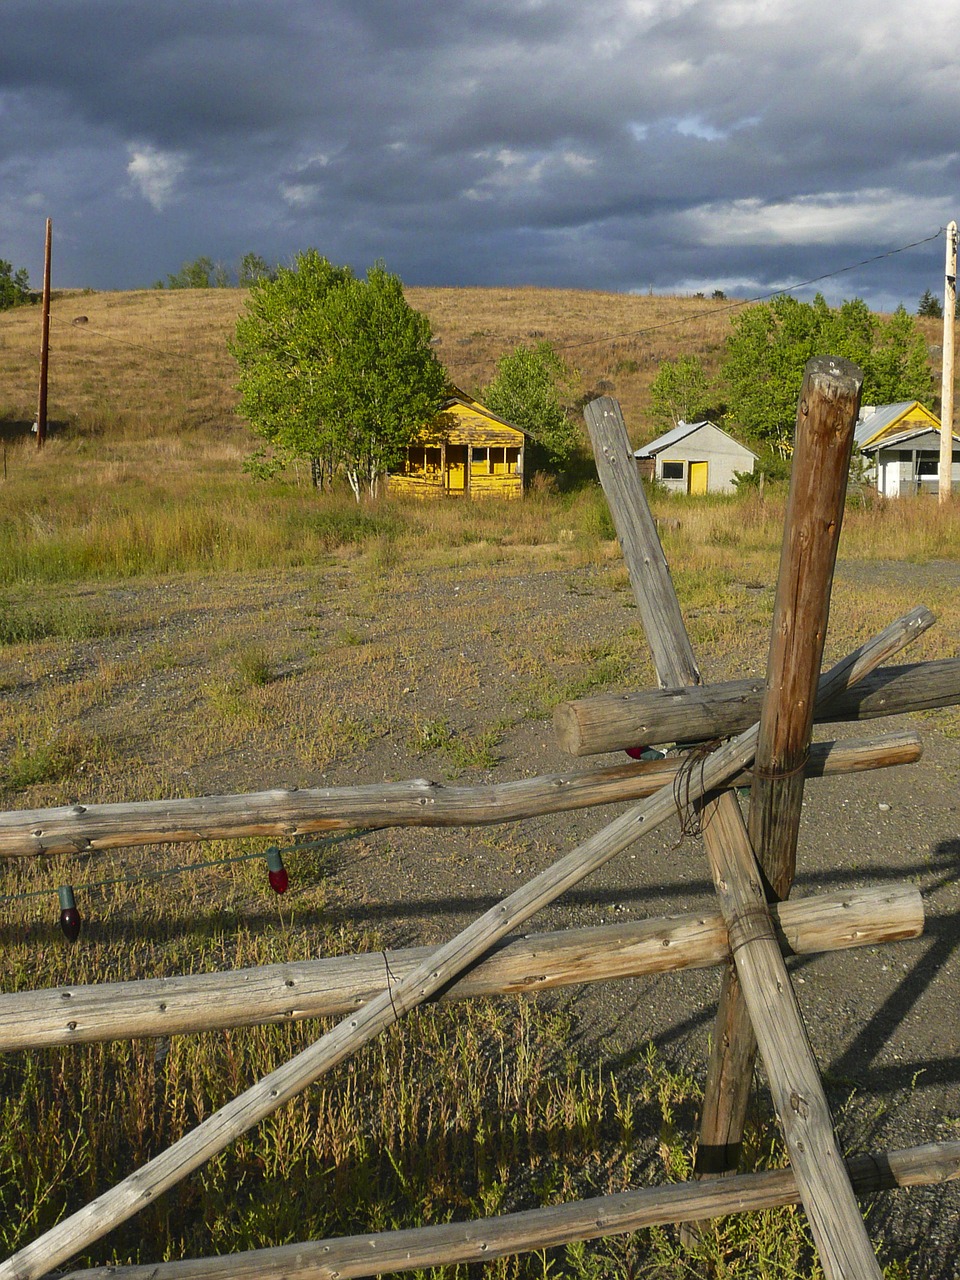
left=554, top=227, right=947, bottom=353
left=51, top=314, right=202, bottom=366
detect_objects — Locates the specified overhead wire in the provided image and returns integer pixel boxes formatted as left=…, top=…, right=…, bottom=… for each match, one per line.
left=552, top=227, right=947, bottom=352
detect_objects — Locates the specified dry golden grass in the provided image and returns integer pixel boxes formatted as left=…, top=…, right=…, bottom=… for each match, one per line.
left=1, top=284, right=947, bottom=455
left=0, top=285, right=744, bottom=452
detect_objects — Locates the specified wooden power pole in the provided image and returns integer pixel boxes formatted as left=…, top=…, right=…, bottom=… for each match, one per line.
left=36, top=218, right=52, bottom=450
left=939, top=220, right=957, bottom=502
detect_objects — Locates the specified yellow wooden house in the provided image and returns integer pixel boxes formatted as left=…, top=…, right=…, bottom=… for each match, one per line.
left=389, top=390, right=529, bottom=498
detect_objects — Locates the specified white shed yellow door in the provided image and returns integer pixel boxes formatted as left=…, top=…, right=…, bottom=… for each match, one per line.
left=689, top=461, right=709, bottom=494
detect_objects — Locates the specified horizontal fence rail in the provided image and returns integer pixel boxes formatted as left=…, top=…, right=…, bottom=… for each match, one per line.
left=555, top=658, right=960, bottom=756
left=0, top=883, right=922, bottom=1050
left=0, top=732, right=922, bottom=858
left=58, top=1140, right=960, bottom=1280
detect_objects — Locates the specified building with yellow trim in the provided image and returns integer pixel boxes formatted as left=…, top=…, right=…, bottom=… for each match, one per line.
left=856, top=401, right=959, bottom=497
left=389, top=390, right=529, bottom=498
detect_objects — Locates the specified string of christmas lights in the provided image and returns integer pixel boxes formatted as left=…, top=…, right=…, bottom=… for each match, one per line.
left=0, top=829, right=375, bottom=943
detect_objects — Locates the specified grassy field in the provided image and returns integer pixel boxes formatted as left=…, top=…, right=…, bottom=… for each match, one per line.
left=0, top=287, right=955, bottom=1277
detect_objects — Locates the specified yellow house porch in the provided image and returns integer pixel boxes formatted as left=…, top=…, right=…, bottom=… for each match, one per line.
left=389, top=391, right=528, bottom=499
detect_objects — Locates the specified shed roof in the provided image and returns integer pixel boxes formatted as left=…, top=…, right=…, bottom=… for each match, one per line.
left=439, top=387, right=533, bottom=439
left=634, top=420, right=758, bottom=460
left=854, top=401, right=940, bottom=448
left=860, top=425, right=960, bottom=454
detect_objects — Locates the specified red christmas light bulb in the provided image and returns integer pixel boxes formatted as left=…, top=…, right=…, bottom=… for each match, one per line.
left=57, top=885, right=82, bottom=942
left=266, top=847, right=288, bottom=895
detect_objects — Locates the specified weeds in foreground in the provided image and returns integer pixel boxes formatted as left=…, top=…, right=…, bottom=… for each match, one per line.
left=234, top=644, right=274, bottom=687
left=0, top=595, right=120, bottom=646
left=0, top=896, right=834, bottom=1280
left=409, top=714, right=507, bottom=775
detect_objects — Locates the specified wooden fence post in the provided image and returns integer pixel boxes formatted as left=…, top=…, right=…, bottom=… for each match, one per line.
left=582, top=398, right=700, bottom=689
left=696, top=357, right=862, bottom=1177
left=585, top=382, right=884, bottom=1279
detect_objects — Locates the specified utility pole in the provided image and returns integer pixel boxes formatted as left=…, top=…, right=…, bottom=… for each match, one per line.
left=36, top=218, right=52, bottom=450
left=939, top=220, right=957, bottom=502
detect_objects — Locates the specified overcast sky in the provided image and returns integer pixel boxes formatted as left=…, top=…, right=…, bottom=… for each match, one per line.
left=1, top=0, right=956, bottom=311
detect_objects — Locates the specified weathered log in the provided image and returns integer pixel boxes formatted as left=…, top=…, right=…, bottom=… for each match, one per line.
left=0, top=733, right=921, bottom=859
left=0, top=615, right=927, bottom=1280
left=749, top=355, right=862, bottom=898
left=583, top=396, right=701, bottom=688
left=57, top=1139, right=960, bottom=1280
left=0, top=883, right=921, bottom=1051
left=699, top=790, right=883, bottom=1278
left=554, top=657, right=960, bottom=757
left=697, top=356, right=861, bottom=1183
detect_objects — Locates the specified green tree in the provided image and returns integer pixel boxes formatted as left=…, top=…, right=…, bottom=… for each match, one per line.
left=483, top=341, right=579, bottom=471
left=649, top=354, right=711, bottom=429
left=918, top=289, right=943, bottom=319
left=0, top=260, right=30, bottom=310
left=238, top=253, right=273, bottom=286
left=163, top=256, right=215, bottom=288
left=721, top=293, right=933, bottom=455
left=231, top=252, right=447, bottom=499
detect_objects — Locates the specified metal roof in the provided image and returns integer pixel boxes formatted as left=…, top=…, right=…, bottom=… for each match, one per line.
left=860, top=425, right=960, bottom=453
left=854, top=401, right=936, bottom=448
left=634, top=420, right=757, bottom=459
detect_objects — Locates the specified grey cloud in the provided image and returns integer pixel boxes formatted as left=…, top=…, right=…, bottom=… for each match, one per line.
left=0, top=0, right=955, bottom=307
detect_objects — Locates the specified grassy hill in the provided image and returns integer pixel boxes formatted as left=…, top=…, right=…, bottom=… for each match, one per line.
left=0, top=283, right=946, bottom=456
left=0, top=285, right=762, bottom=448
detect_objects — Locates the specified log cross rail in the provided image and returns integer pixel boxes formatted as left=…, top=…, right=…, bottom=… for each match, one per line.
left=0, top=731, right=923, bottom=858
left=554, top=657, right=960, bottom=757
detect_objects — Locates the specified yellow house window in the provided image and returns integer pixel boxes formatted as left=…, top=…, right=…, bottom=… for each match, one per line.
left=471, top=447, right=489, bottom=475
left=487, top=446, right=520, bottom=475
left=406, top=446, right=425, bottom=475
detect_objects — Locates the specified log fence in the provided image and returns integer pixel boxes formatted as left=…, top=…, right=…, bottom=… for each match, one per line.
left=2, top=363, right=959, bottom=1277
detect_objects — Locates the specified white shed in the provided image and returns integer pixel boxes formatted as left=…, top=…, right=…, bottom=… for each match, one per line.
left=634, top=421, right=757, bottom=495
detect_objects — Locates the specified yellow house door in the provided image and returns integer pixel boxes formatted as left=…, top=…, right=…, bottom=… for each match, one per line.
left=446, top=446, right=467, bottom=493
left=689, top=461, right=708, bottom=494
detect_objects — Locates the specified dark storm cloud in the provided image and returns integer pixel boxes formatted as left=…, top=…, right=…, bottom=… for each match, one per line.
left=0, top=0, right=956, bottom=308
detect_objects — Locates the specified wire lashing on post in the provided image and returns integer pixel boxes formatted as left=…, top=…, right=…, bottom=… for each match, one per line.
left=671, top=740, right=722, bottom=840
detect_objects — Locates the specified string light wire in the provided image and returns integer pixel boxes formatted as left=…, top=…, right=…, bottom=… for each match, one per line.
left=0, top=829, right=376, bottom=907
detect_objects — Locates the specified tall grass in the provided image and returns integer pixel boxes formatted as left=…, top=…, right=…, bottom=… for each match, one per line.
left=0, top=868, right=837, bottom=1276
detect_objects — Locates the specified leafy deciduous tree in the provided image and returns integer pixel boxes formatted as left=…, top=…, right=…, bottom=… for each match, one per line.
left=482, top=341, right=580, bottom=471
left=164, top=256, right=215, bottom=288
left=721, top=293, right=933, bottom=455
left=238, top=253, right=273, bottom=286
left=231, top=252, right=447, bottom=500
left=648, top=354, right=711, bottom=429
left=0, top=260, right=30, bottom=310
